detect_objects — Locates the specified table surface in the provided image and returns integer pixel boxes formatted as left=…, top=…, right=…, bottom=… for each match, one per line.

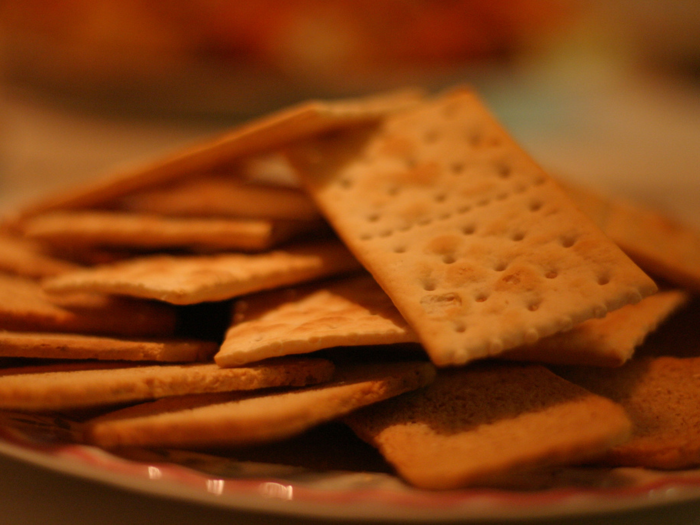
left=1, top=63, right=699, bottom=525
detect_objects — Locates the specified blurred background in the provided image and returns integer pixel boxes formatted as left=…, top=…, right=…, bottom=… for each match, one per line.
left=0, top=0, right=698, bottom=221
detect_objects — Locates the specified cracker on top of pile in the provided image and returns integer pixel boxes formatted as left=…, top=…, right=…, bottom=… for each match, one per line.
left=1, top=86, right=700, bottom=491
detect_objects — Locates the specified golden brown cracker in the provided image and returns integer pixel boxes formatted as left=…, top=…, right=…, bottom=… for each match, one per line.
left=564, top=180, right=700, bottom=293
left=0, top=357, right=335, bottom=411
left=0, top=273, right=178, bottom=336
left=119, top=174, right=320, bottom=221
left=215, top=273, right=417, bottom=367
left=42, top=239, right=362, bottom=305
left=553, top=356, right=700, bottom=469
left=83, top=360, right=435, bottom=449
left=287, top=87, right=657, bottom=366
left=344, top=363, right=631, bottom=489
left=0, top=233, right=80, bottom=279
left=21, top=211, right=324, bottom=252
left=13, top=89, right=423, bottom=222
left=501, top=290, right=689, bottom=367
left=0, top=331, right=218, bottom=362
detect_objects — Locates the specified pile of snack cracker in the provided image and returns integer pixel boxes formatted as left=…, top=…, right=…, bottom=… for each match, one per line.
left=1, top=87, right=699, bottom=490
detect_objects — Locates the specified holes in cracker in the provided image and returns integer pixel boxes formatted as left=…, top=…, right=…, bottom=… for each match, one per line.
left=493, top=261, right=508, bottom=272
left=424, top=129, right=440, bottom=143
left=393, top=245, right=407, bottom=254
left=461, top=223, right=477, bottom=235
left=545, top=269, right=558, bottom=279
left=421, top=279, right=437, bottom=292
left=451, top=162, right=465, bottom=175
left=529, top=199, right=544, bottom=212
left=495, top=161, right=512, bottom=178
left=442, top=254, right=457, bottom=265
left=597, top=273, right=611, bottom=286
left=527, top=301, right=541, bottom=312
left=339, top=178, right=353, bottom=189
left=366, top=212, right=381, bottom=223
left=511, top=231, right=525, bottom=242
left=453, top=321, right=467, bottom=333
left=475, top=292, right=489, bottom=303
left=434, top=192, right=448, bottom=203
left=560, top=235, right=577, bottom=248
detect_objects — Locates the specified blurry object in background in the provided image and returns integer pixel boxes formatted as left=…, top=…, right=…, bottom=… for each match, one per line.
left=0, top=0, right=579, bottom=117
left=590, top=1, right=700, bottom=79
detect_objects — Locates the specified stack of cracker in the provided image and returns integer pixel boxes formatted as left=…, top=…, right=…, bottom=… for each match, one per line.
left=2, top=86, right=700, bottom=491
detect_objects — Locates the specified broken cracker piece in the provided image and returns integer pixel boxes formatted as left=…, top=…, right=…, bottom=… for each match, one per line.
left=42, top=239, right=362, bottom=305
left=287, top=87, right=657, bottom=366
left=344, top=363, right=631, bottom=490
left=215, top=273, right=417, bottom=367
left=83, top=360, right=436, bottom=449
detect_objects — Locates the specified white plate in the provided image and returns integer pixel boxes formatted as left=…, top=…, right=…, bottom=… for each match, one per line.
left=2, top=411, right=700, bottom=523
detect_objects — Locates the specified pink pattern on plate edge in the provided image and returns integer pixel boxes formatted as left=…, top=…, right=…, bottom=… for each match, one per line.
left=3, top=417, right=700, bottom=519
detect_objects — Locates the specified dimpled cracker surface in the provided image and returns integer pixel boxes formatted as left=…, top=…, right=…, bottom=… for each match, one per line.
left=42, top=239, right=361, bottom=305
left=344, top=363, right=631, bottom=490
left=563, top=180, right=700, bottom=294
left=12, top=89, right=422, bottom=222
left=0, top=357, right=335, bottom=411
left=21, top=211, right=320, bottom=252
left=216, top=273, right=417, bottom=367
left=553, top=356, right=700, bottom=469
left=84, top=360, right=435, bottom=449
left=287, top=88, right=658, bottom=366
left=0, top=331, right=218, bottom=362
left=501, top=290, right=689, bottom=367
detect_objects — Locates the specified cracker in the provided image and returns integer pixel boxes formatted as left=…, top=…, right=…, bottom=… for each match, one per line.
left=564, top=180, right=700, bottom=293
left=286, top=87, right=657, bottom=366
left=21, top=211, right=324, bottom=252
left=0, top=273, right=178, bottom=336
left=553, top=356, right=700, bottom=469
left=119, top=174, right=320, bottom=221
left=0, top=357, right=335, bottom=411
left=344, top=363, right=631, bottom=490
left=0, top=233, right=80, bottom=279
left=42, top=239, right=362, bottom=305
left=0, top=331, right=218, bottom=362
left=12, top=89, right=423, bottom=222
left=215, top=273, right=417, bottom=367
left=500, top=290, right=690, bottom=367
left=83, top=360, right=435, bottom=449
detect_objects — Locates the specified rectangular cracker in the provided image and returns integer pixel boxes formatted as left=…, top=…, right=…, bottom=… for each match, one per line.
left=500, top=289, right=689, bottom=367
left=215, top=273, right=417, bottom=367
left=42, top=239, right=362, bottom=304
left=0, top=233, right=80, bottom=279
left=0, top=331, right=219, bottom=362
left=553, top=356, right=700, bottom=469
left=118, top=174, right=321, bottom=221
left=20, top=211, right=325, bottom=252
left=0, top=273, right=178, bottom=337
left=12, top=89, right=423, bottom=222
left=344, top=363, right=631, bottom=490
left=286, top=87, right=658, bottom=366
left=0, top=356, right=335, bottom=411
left=83, top=360, right=435, bottom=449
left=563, top=180, right=700, bottom=293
